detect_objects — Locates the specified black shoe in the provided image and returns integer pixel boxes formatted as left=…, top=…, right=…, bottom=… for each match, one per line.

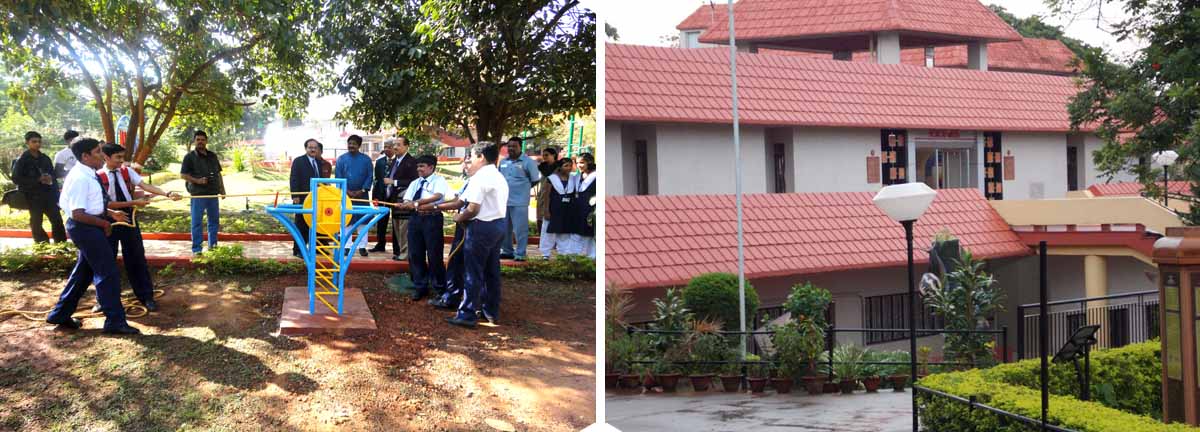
left=102, top=324, right=141, bottom=335
left=447, top=316, right=478, bottom=329
left=47, top=317, right=82, bottom=329
left=370, top=246, right=386, bottom=253
left=499, top=253, right=514, bottom=260
left=141, top=300, right=158, bottom=312
left=359, top=248, right=368, bottom=257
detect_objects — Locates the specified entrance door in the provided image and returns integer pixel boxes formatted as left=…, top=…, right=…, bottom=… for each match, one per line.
left=919, top=147, right=975, bottom=189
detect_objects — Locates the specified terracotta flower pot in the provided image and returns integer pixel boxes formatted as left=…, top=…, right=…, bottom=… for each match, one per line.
left=619, top=374, right=641, bottom=390
left=747, top=377, right=769, bottom=394
left=605, top=373, right=619, bottom=389
left=689, top=374, right=714, bottom=392
left=771, top=377, right=794, bottom=394
left=719, top=374, right=742, bottom=393
left=657, top=374, right=683, bottom=393
left=802, top=376, right=824, bottom=395
left=862, top=376, right=881, bottom=393
left=889, top=375, right=909, bottom=392
left=838, top=379, right=857, bottom=395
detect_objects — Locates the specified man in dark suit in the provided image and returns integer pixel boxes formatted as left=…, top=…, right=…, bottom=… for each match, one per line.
left=289, top=139, right=331, bottom=257
left=369, top=139, right=396, bottom=253
left=385, top=137, right=419, bottom=261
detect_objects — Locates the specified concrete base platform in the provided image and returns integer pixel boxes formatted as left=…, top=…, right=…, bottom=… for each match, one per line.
left=278, top=286, right=377, bottom=336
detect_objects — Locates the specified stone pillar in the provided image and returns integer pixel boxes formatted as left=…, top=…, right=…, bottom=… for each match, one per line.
left=874, top=31, right=901, bottom=64
left=967, top=41, right=988, bottom=71
left=1084, top=255, right=1109, bottom=345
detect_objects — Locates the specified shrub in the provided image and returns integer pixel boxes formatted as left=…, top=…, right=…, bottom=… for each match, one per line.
left=500, top=255, right=594, bottom=280
left=783, top=281, right=831, bottom=326
left=0, top=242, right=76, bottom=273
left=771, top=321, right=806, bottom=379
left=920, top=371, right=1198, bottom=432
left=682, top=272, right=759, bottom=332
left=191, top=244, right=301, bottom=276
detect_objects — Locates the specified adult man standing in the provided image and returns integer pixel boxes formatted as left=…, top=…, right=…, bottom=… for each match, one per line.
left=335, top=135, right=373, bottom=257
left=497, top=137, right=540, bottom=261
left=53, top=130, right=79, bottom=184
left=97, top=143, right=181, bottom=312
left=399, top=155, right=451, bottom=301
left=289, top=139, right=331, bottom=257
left=448, top=142, right=508, bottom=328
left=12, top=131, right=66, bottom=243
left=369, top=139, right=396, bottom=253
left=45, top=138, right=138, bottom=335
left=385, top=137, right=418, bottom=261
left=179, top=130, right=224, bottom=254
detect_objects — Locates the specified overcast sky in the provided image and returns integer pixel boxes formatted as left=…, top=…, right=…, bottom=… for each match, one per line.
left=596, top=0, right=1144, bottom=60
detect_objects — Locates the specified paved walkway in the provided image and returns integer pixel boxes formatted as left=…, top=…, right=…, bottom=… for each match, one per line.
left=607, top=390, right=912, bottom=432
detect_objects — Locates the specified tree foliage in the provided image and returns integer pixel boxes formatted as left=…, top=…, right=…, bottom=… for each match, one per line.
left=987, top=4, right=1096, bottom=58
left=325, top=0, right=596, bottom=144
left=1057, top=0, right=1200, bottom=223
left=0, top=0, right=325, bottom=163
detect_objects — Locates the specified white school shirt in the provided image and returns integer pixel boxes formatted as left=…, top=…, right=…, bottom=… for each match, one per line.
left=59, top=163, right=105, bottom=218
left=402, top=173, right=452, bottom=205
left=53, top=147, right=77, bottom=178
left=100, top=166, right=143, bottom=202
left=461, top=164, right=509, bottom=222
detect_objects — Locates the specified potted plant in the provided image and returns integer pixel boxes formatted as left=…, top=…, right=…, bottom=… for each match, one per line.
left=917, top=346, right=932, bottom=379
left=831, top=345, right=865, bottom=395
left=654, top=360, right=683, bottom=393
left=881, top=351, right=911, bottom=392
left=687, top=325, right=726, bottom=392
left=860, top=350, right=882, bottom=393
left=718, top=360, right=742, bottom=393
left=745, top=354, right=769, bottom=394
left=793, top=317, right=827, bottom=395
left=771, top=322, right=805, bottom=394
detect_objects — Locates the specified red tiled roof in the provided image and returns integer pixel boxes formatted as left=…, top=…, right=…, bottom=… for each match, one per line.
left=1087, top=181, right=1193, bottom=197
left=605, top=188, right=1030, bottom=289
left=782, top=37, right=1076, bottom=75
left=678, top=3, right=729, bottom=30
left=606, top=44, right=1087, bottom=132
left=697, top=0, right=1021, bottom=46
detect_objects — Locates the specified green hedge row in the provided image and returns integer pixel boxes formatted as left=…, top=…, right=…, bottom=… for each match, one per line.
left=919, top=341, right=1196, bottom=431
left=980, top=341, right=1160, bottom=418
left=920, top=372, right=1197, bottom=432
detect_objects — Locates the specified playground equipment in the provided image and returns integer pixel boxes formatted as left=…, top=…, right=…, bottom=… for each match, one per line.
left=266, top=178, right=389, bottom=315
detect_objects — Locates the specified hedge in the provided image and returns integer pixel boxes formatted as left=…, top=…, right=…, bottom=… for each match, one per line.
left=979, top=341, right=1160, bottom=418
left=919, top=341, right=1197, bottom=431
left=920, top=372, right=1198, bottom=432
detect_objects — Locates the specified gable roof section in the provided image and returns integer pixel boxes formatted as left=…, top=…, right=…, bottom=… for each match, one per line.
left=607, top=43, right=1087, bottom=132
left=606, top=188, right=1030, bottom=289
left=678, top=3, right=729, bottom=30
left=697, top=0, right=1021, bottom=45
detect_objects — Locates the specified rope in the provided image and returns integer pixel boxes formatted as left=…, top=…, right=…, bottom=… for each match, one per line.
left=0, top=289, right=165, bottom=321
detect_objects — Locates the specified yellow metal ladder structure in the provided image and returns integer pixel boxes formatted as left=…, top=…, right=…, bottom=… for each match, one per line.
left=312, top=223, right=343, bottom=313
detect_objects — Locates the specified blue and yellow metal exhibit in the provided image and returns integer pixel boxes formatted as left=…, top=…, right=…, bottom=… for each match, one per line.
left=266, top=178, right=389, bottom=315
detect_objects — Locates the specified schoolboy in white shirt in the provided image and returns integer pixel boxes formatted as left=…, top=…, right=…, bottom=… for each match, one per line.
left=399, top=155, right=452, bottom=301
left=447, top=142, right=508, bottom=328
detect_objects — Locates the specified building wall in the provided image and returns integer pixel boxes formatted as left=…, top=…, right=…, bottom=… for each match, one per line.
left=654, top=123, right=767, bottom=195
left=1082, top=133, right=1138, bottom=186
left=1001, top=132, right=1069, bottom=200
left=605, top=121, right=625, bottom=195
left=793, top=127, right=882, bottom=193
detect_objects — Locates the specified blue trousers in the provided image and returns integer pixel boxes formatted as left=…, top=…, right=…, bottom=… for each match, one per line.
left=407, top=213, right=446, bottom=296
left=190, top=197, right=219, bottom=253
left=47, top=220, right=128, bottom=330
left=456, top=218, right=503, bottom=322
left=438, top=222, right=467, bottom=305
left=110, top=224, right=154, bottom=303
left=501, top=204, right=529, bottom=258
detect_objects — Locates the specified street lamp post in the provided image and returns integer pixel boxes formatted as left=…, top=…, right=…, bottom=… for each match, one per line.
left=1153, top=150, right=1179, bottom=208
left=873, top=182, right=937, bottom=432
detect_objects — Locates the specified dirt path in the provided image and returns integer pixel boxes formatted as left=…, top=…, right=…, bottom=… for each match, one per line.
left=0, top=269, right=595, bottom=431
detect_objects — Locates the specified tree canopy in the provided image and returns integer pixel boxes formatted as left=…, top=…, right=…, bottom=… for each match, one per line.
left=0, top=0, right=325, bottom=163
left=1059, top=0, right=1200, bottom=223
left=325, top=0, right=596, bottom=144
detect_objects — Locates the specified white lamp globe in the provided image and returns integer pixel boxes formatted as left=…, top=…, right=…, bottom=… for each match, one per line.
left=873, top=182, right=937, bottom=223
left=1153, top=150, right=1179, bottom=168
